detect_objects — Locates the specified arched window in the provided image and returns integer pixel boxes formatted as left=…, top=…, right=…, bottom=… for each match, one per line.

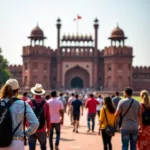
left=108, top=64, right=112, bottom=71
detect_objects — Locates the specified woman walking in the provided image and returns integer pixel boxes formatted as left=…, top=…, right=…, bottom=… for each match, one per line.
left=137, top=90, right=150, bottom=150
left=0, top=79, right=39, bottom=150
left=99, top=96, right=116, bottom=150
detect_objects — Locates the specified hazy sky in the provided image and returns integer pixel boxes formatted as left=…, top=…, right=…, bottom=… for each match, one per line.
left=0, top=0, right=150, bottom=66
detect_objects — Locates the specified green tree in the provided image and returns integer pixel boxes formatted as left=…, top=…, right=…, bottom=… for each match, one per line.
left=0, top=48, right=11, bottom=86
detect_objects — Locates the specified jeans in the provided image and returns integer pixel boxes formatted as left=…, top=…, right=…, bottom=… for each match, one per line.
left=101, top=129, right=112, bottom=150
left=87, top=113, right=96, bottom=131
left=121, top=129, right=138, bottom=150
left=28, top=131, right=46, bottom=150
left=49, top=123, right=61, bottom=150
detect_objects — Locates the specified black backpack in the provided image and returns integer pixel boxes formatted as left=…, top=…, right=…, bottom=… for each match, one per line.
left=31, top=100, right=46, bottom=130
left=142, top=104, right=150, bottom=125
left=0, top=98, right=26, bottom=147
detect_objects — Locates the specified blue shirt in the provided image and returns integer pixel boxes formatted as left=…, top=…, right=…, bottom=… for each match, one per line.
left=72, top=99, right=82, bottom=115
left=1, top=98, right=39, bottom=138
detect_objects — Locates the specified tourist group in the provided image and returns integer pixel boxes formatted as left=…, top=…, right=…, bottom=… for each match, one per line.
left=0, top=78, right=150, bottom=150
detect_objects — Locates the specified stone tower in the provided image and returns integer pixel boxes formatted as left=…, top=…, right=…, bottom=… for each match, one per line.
left=22, top=25, right=52, bottom=90
left=103, top=25, right=133, bottom=91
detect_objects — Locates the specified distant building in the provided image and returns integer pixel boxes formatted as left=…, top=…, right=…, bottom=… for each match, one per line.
left=9, top=18, right=150, bottom=91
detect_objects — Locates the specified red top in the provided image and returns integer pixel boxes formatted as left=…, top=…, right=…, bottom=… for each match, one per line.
left=28, top=95, right=51, bottom=133
left=85, top=98, right=99, bottom=114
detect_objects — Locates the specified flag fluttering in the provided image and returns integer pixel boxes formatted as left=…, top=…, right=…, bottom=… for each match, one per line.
left=74, top=15, right=82, bottom=21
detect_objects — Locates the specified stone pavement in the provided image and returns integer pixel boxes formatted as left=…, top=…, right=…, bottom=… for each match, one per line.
left=25, top=110, right=121, bottom=150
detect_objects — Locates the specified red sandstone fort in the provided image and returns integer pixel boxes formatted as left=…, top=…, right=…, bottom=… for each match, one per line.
left=9, top=18, right=150, bottom=92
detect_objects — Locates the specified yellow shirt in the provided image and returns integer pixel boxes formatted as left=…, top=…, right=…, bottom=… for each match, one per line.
left=99, top=106, right=115, bottom=129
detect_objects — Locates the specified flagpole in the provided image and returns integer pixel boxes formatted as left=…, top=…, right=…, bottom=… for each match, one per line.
left=76, top=15, right=78, bottom=36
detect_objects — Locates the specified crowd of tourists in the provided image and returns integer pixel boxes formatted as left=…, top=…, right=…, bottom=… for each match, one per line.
left=0, top=78, right=150, bottom=150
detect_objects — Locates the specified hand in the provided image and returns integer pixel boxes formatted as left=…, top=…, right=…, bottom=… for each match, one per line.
left=60, top=119, right=64, bottom=125
left=138, top=126, right=142, bottom=132
left=81, top=113, right=83, bottom=116
left=46, top=129, right=50, bottom=137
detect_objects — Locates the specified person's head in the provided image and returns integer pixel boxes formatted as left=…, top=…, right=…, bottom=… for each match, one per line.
left=0, top=79, right=20, bottom=102
left=31, top=83, right=45, bottom=97
left=123, top=87, right=132, bottom=98
left=71, top=93, right=74, bottom=97
left=98, top=94, right=102, bottom=98
left=51, top=91, right=57, bottom=98
left=89, top=93, right=94, bottom=98
left=45, top=94, right=50, bottom=100
left=60, top=93, right=63, bottom=97
left=140, top=90, right=150, bottom=105
left=115, top=91, right=119, bottom=97
left=111, top=95, right=115, bottom=98
left=104, top=96, right=116, bottom=114
left=23, top=92, right=28, bottom=97
left=75, top=94, right=79, bottom=99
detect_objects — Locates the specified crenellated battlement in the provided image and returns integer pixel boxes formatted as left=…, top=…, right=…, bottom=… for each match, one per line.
left=133, top=66, right=150, bottom=73
left=22, top=45, right=53, bottom=56
left=9, top=65, right=23, bottom=71
left=102, top=46, right=132, bottom=57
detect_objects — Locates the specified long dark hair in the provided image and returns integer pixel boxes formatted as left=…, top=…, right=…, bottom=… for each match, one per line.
left=104, top=96, right=116, bottom=114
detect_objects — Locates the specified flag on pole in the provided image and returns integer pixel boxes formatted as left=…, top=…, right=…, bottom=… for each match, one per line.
left=74, top=15, right=82, bottom=21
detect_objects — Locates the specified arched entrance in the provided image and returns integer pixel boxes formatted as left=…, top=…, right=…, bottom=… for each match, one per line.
left=65, top=66, right=89, bottom=88
left=71, top=77, right=83, bottom=88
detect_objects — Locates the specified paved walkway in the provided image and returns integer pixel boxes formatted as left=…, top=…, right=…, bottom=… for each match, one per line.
left=25, top=111, right=122, bottom=150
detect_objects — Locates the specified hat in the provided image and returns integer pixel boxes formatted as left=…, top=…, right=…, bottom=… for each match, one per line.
left=31, top=84, right=45, bottom=95
left=6, top=79, right=19, bottom=90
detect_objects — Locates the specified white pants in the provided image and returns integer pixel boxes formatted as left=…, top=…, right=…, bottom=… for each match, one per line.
left=0, top=140, right=24, bottom=150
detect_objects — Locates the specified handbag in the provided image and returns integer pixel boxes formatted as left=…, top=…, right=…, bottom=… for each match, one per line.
left=104, top=108, right=115, bottom=136
left=119, top=99, right=134, bottom=128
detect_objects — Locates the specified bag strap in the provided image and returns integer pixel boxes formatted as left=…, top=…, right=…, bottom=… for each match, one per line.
left=103, top=108, right=108, bottom=124
left=31, top=99, right=38, bottom=108
left=122, top=99, right=134, bottom=119
left=23, top=102, right=27, bottom=145
left=40, top=100, right=46, bottom=108
left=142, top=103, right=148, bottom=111
left=12, top=98, right=24, bottom=135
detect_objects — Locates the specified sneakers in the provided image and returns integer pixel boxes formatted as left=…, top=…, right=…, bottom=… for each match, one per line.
left=73, top=129, right=79, bottom=133
left=55, top=146, right=59, bottom=150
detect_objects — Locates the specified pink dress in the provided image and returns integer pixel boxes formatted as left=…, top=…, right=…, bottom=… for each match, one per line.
left=137, top=103, right=150, bottom=150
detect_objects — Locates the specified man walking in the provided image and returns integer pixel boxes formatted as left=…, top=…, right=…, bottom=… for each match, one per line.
left=68, top=93, right=75, bottom=125
left=71, top=94, right=83, bottom=133
left=115, top=88, right=142, bottom=150
left=85, top=94, right=99, bottom=132
left=28, top=84, right=51, bottom=150
left=47, top=91, right=64, bottom=150
left=112, top=91, right=121, bottom=108
left=57, top=93, right=67, bottom=112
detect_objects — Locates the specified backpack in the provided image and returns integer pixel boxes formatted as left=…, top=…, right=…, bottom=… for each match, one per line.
left=0, top=98, right=26, bottom=147
left=142, top=104, right=150, bottom=125
left=31, top=99, right=46, bottom=130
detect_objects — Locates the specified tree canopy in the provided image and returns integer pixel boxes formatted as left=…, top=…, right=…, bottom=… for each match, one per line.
left=0, top=48, right=11, bottom=86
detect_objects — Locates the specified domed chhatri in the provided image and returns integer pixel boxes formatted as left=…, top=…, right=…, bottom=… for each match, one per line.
left=109, top=25, right=127, bottom=40
left=29, top=25, right=46, bottom=39
left=28, top=25, right=46, bottom=46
